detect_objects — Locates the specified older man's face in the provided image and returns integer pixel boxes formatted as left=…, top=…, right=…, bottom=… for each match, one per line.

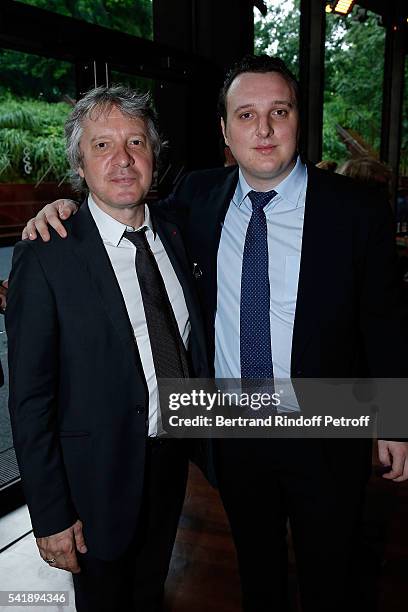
left=78, top=106, right=153, bottom=212
left=221, top=71, right=299, bottom=191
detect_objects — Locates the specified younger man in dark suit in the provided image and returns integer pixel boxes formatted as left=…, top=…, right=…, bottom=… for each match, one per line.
left=169, top=55, right=408, bottom=612
left=166, top=56, right=408, bottom=612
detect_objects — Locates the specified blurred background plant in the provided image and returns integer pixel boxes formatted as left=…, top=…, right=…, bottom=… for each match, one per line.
left=0, top=96, right=71, bottom=184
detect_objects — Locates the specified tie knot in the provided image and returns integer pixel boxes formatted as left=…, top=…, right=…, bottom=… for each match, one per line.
left=248, top=189, right=277, bottom=211
left=124, top=227, right=148, bottom=249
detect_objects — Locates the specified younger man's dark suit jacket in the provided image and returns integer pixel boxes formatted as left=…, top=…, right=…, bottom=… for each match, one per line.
left=6, top=201, right=208, bottom=561
left=162, top=163, right=408, bottom=468
left=165, top=162, right=407, bottom=379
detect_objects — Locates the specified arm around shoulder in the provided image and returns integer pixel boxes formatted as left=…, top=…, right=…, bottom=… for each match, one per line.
left=22, top=199, right=79, bottom=242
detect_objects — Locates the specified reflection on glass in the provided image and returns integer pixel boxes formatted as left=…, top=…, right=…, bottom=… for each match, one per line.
left=14, top=0, right=153, bottom=39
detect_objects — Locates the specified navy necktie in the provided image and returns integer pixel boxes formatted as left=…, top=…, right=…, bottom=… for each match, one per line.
left=240, top=189, right=276, bottom=379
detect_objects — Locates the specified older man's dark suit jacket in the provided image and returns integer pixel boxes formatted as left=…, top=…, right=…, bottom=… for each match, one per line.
left=162, top=162, right=408, bottom=457
left=6, top=201, right=208, bottom=561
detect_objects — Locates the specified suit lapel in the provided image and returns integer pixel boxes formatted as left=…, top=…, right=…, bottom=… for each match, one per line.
left=192, top=167, right=239, bottom=320
left=70, top=203, right=136, bottom=353
left=291, top=165, right=334, bottom=374
left=152, top=209, right=208, bottom=364
left=153, top=211, right=195, bottom=308
left=205, top=166, right=240, bottom=250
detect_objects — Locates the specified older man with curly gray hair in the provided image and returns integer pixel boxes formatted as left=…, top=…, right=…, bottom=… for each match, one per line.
left=6, top=85, right=208, bottom=612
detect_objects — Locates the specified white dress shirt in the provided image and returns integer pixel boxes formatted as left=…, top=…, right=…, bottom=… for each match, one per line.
left=88, top=195, right=190, bottom=436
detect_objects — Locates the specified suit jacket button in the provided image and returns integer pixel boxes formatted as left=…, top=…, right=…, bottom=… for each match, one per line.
left=135, top=405, right=144, bottom=414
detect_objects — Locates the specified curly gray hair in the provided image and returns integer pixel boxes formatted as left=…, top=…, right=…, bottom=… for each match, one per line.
left=64, top=85, right=162, bottom=193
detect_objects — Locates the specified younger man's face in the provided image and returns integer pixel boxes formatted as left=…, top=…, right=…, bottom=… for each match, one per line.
left=221, top=71, right=299, bottom=191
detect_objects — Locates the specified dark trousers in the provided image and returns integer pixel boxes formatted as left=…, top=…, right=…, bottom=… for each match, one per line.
left=214, top=438, right=372, bottom=612
left=73, top=439, right=189, bottom=612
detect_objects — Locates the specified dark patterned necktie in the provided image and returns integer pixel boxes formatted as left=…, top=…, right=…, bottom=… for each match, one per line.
left=240, top=190, right=277, bottom=379
left=124, top=228, right=189, bottom=379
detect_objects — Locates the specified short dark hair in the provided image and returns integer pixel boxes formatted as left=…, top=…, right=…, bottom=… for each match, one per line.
left=218, top=54, right=300, bottom=123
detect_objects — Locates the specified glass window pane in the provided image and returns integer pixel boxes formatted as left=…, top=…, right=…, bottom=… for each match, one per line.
left=14, top=0, right=153, bottom=40
left=0, top=48, right=75, bottom=186
left=322, top=9, right=385, bottom=166
left=0, top=49, right=76, bottom=241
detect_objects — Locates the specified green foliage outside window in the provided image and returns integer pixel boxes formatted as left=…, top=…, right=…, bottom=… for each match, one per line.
left=254, top=0, right=300, bottom=77
left=323, top=10, right=385, bottom=163
left=0, top=44, right=75, bottom=184
left=0, top=96, right=71, bottom=184
left=254, top=1, right=400, bottom=167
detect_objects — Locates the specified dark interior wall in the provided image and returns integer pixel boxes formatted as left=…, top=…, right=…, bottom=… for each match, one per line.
left=153, top=0, right=254, bottom=70
left=153, top=0, right=255, bottom=190
left=193, top=0, right=254, bottom=72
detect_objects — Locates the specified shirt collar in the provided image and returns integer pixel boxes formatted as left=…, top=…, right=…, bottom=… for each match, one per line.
left=233, top=156, right=307, bottom=211
left=88, top=194, right=154, bottom=247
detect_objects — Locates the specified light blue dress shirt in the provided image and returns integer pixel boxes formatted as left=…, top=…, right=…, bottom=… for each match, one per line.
left=215, top=157, right=307, bottom=381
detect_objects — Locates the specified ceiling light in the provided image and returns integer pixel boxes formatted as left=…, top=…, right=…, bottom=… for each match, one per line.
left=331, top=0, right=355, bottom=15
